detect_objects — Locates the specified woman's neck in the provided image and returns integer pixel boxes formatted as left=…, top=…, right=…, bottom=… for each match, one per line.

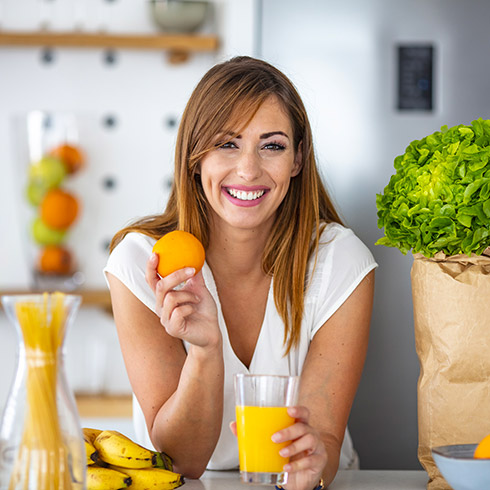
left=205, top=222, right=271, bottom=280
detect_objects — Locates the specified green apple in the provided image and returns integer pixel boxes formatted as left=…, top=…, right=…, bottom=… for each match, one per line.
left=28, top=156, right=67, bottom=190
left=31, top=217, right=66, bottom=246
left=25, top=179, right=48, bottom=206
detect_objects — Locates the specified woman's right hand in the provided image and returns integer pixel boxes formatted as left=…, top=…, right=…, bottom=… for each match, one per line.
left=146, top=253, right=220, bottom=349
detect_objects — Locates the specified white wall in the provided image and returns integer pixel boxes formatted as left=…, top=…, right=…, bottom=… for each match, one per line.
left=0, top=0, right=258, bottom=409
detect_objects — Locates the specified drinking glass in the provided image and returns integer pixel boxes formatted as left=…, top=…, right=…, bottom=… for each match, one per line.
left=234, top=374, right=300, bottom=486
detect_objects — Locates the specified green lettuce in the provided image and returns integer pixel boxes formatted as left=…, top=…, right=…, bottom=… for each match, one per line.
left=376, top=118, right=490, bottom=257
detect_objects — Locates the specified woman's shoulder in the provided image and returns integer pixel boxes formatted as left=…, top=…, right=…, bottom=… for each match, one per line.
left=303, top=222, right=377, bottom=335
left=105, top=232, right=156, bottom=275
left=316, top=222, right=372, bottom=255
left=308, top=221, right=377, bottom=280
left=111, top=232, right=156, bottom=258
left=103, top=232, right=158, bottom=313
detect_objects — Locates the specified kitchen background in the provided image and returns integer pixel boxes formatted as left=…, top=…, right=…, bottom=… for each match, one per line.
left=1, top=0, right=489, bottom=471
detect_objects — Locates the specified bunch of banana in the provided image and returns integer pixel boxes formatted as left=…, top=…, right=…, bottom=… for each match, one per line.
left=83, top=428, right=183, bottom=490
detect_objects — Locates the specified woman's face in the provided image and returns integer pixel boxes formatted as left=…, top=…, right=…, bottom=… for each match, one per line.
left=198, top=96, right=302, bottom=234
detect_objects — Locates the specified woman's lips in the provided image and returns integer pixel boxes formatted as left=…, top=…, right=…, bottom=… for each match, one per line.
left=222, top=186, right=269, bottom=207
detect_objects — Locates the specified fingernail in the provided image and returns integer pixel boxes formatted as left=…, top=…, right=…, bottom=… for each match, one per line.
left=279, top=448, right=289, bottom=457
left=151, top=253, right=158, bottom=261
left=283, top=464, right=292, bottom=472
left=271, top=434, right=280, bottom=443
left=185, top=267, right=195, bottom=276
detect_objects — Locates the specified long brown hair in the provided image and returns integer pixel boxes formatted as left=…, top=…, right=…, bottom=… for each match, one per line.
left=111, top=56, right=342, bottom=353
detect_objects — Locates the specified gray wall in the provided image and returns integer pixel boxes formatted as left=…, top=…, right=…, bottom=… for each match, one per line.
left=260, top=0, right=490, bottom=469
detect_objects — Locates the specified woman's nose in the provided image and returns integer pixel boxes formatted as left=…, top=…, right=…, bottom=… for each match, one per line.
left=236, top=149, right=262, bottom=181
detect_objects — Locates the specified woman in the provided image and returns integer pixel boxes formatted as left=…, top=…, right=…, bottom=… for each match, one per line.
left=104, top=56, right=377, bottom=489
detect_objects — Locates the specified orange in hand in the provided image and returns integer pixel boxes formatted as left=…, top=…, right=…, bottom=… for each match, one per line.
left=40, top=188, right=79, bottom=230
left=474, top=434, right=490, bottom=459
left=152, top=230, right=205, bottom=278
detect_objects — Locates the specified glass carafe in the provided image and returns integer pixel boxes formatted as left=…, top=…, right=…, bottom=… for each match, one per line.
left=0, top=293, right=85, bottom=489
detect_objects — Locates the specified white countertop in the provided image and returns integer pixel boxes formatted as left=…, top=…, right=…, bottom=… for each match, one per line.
left=182, top=470, right=428, bottom=489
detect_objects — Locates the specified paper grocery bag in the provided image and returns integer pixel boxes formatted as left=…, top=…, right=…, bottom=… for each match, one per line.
left=411, top=251, right=490, bottom=490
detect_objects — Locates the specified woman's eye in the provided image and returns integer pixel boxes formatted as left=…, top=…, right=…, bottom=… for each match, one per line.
left=263, top=142, right=286, bottom=151
left=217, top=141, right=237, bottom=149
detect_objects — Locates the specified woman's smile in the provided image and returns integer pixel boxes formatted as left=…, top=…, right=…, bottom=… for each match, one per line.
left=223, top=185, right=270, bottom=207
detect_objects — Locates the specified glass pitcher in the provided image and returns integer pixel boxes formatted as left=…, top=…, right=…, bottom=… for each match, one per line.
left=0, top=293, right=85, bottom=489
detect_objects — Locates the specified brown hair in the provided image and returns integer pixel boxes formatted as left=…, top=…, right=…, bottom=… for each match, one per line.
left=111, top=56, right=342, bottom=353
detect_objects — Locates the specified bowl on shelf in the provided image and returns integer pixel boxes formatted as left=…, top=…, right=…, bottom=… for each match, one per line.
left=149, top=0, right=210, bottom=33
left=432, top=444, right=490, bottom=490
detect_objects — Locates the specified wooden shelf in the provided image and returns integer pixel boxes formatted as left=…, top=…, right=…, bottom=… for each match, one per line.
left=76, top=394, right=132, bottom=419
left=0, top=289, right=112, bottom=315
left=0, top=31, right=219, bottom=63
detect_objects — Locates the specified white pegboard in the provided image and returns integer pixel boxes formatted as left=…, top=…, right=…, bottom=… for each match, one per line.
left=0, top=0, right=259, bottom=400
left=0, top=0, right=259, bottom=289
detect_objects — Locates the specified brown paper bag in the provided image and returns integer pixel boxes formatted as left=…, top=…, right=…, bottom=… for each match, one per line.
left=411, top=251, right=490, bottom=489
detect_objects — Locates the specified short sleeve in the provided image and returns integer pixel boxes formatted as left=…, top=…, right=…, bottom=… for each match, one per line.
left=103, top=232, right=157, bottom=314
left=305, top=224, right=378, bottom=338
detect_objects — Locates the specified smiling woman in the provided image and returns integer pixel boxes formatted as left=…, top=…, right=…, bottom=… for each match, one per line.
left=103, top=56, right=377, bottom=489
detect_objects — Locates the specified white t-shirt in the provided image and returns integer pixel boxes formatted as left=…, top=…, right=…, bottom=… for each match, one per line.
left=103, top=222, right=377, bottom=470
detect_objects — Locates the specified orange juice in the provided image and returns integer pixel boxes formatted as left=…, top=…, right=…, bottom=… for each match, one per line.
left=236, top=405, right=294, bottom=473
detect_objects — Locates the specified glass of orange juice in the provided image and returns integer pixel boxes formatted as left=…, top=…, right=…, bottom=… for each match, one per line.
left=234, top=374, right=300, bottom=485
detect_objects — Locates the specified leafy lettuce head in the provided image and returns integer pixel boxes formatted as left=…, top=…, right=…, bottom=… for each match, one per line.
left=376, top=118, right=490, bottom=257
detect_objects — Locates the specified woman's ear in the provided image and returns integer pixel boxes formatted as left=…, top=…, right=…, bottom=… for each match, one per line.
left=291, top=141, right=303, bottom=177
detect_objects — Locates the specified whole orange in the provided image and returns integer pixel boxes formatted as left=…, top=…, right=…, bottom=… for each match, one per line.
left=152, top=230, right=205, bottom=278
left=40, top=188, right=79, bottom=230
left=474, top=434, right=490, bottom=459
left=38, top=246, right=73, bottom=275
left=49, top=144, right=85, bottom=174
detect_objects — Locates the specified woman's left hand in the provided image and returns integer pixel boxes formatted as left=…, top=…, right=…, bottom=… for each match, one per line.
left=271, top=406, right=327, bottom=490
left=230, top=405, right=327, bottom=490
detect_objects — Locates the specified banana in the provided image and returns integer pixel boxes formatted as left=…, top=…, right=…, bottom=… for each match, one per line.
left=83, top=427, right=108, bottom=466
left=85, top=437, right=97, bottom=465
left=86, top=465, right=132, bottom=490
left=83, top=427, right=103, bottom=444
left=109, top=466, right=184, bottom=490
left=93, top=430, right=173, bottom=470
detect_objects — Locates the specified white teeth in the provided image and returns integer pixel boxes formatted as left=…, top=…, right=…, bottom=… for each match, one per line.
left=227, top=188, right=265, bottom=201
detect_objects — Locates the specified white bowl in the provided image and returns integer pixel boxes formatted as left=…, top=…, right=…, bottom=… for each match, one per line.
left=149, top=0, right=209, bottom=33
left=432, top=444, right=490, bottom=490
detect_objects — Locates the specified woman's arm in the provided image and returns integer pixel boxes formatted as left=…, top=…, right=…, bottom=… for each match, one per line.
left=274, top=270, right=375, bottom=489
left=106, top=260, right=224, bottom=478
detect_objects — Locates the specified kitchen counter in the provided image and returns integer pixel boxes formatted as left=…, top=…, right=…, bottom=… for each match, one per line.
left=182, top=470, right=428, bottom=489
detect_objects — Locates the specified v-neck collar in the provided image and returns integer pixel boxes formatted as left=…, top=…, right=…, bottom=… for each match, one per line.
left=201, top=261, right=274, bottom=372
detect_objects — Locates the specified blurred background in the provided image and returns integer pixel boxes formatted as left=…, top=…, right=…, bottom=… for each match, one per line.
left=1, top=0, right=489, bottom=470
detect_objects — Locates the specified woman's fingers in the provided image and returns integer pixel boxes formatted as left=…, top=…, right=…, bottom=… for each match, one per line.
left=158, top=285, right=200, bottom=324
left=145, top=253, right=160, bottom=292
left=271, top=406, right=310, bottom=446
left=278, top=430, right=318, bottom=459
left=153, top=268, right=196, bottom=312
left=229, top=421, right=237, bottom=437
left=271, top=405, right=326, bottom=468
left=283, top=450, right=325, bottom=473
left=287, top=405, right=310, bottom=423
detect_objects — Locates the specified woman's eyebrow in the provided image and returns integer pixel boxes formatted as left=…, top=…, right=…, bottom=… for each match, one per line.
left=260, top=131, right=289, bottom=139
left=220, top=130, right=290, bottom=140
